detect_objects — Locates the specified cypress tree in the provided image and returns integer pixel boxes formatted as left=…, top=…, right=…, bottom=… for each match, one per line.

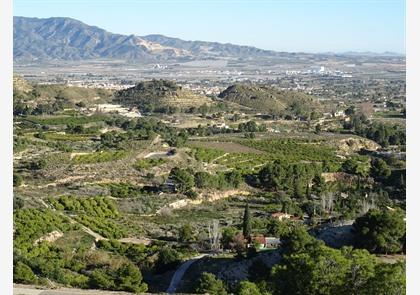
left=243, top=203, right=252, bottom=241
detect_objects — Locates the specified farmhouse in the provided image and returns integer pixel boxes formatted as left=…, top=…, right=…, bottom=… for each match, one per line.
left=252, top=235, right=281, bottom=249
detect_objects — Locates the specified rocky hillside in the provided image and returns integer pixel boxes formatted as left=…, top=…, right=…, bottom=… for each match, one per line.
left=14, top=16, right=280, bottom=62
left=114, top=80, right=212, bottom=112
left=218, top=84, right=318, bottom=116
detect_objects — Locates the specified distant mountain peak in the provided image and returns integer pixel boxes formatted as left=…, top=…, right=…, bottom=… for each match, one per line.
left=14, top=16, right=280, bottom=62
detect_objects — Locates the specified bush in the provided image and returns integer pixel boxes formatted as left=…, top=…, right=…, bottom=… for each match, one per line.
left=236, top=281, right=262, bottom=295
left=196, top=272, right=227, bottom=295
left=14, top=261, right=37, bottom=284
left=13, top=173, right=23, bottom=187
left=169, top=167, right=194, bottom=194
left=155, top=247, right=181, bottom=273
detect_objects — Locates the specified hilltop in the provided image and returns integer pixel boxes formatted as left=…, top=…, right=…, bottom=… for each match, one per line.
left=218, top=84, right=318, bottom=116
left=114, top=80, right=212, bottom=112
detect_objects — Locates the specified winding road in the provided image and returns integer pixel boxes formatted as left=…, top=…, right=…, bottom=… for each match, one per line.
left=166, top=254, right=208, bottom=294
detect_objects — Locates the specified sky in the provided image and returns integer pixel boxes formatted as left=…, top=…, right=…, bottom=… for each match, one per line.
left=13, top=0, right=406, bottom=53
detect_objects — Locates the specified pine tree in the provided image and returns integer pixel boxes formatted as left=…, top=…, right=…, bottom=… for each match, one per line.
left=243, top=203, right=252, bottom=241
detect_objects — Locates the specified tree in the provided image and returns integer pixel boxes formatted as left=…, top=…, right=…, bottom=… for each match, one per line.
left=232, top=234, right=247, bottom=258
left=242, top=203, right=252, bottom=241
left=272, top=245, right=350, bottom=295
left=90, top=269, right=115, bottom=290
left=342, top=157, right=370, bottom=178
left=13, top=173, right=23, bottom=187
left=221, top=227, right=237, bottom=249
left=370, top=158, right=391, bottom=180
left=353, top=208, right=406, bottom=254
left=341, top=247, right=378, bottom=295
left=208, top=219, right=221, bottom=251
left=312, top=174, right=326, bottom=196
left=196, top=272, right=227, bottom=295
left=236, top=281, right=262, bottom=295
left=267, top=219, right=292, bottom=238
left=365, top=261, right=405, bottom=295
left=178, top=224, right=195, bottom=243
left=29, top=158, right=47, bottom=170
left=169, top=168, right=195, bottom=194
left=14, top=261, right=37, bottom=284
left=115, top=263, right=148, bottom=293
left=238, top=121, right=259, bottom=132
left=156, top=247, right=181, bottom=273
left=281, top=224, right=322, bottom=254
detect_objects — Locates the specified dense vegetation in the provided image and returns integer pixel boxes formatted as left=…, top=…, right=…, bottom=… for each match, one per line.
left=345, top=113, right=406, bottom=147
left=353, top=208, right=406, bottom=254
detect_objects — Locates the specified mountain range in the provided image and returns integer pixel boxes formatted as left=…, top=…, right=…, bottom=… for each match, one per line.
left=13, top=16, right=282, bottom=62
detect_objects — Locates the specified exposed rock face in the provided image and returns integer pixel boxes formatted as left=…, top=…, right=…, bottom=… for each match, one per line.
left=335, top=137, right=381, bottom=154
left=34, top=230, right=63, bottom=245
left=322, top=172, right=357, bottom=183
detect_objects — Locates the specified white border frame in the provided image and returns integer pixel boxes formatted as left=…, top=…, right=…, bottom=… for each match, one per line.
left=0, top=0, right=13, bottom=294
left=1, top=0, right=418, bottom=294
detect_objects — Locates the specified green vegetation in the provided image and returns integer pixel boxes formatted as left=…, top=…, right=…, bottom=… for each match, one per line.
left=106, top=183, right=143, bottom=198
left=47, top=196, right=127, bottom=239
left=353, top=208, right=406, bottom=254
left=42, top=132, right=95, bottom=142
left=190, top=146, right=226, bottom=163
left=196, top=272, right=228, bottom=295
left=168, top=167, right=195, bottom=194
left=72, top=150, right=126, bottom=164
left=243, top=139, right=340, bottom=169
left=14, top=208, right=79, bottom=253
left=75, top=215, right=127, bottom=239
left=48, top=195, right=119, bottom=218
left=345, top=114, right=405, bottom=147
left=135, top=158, right=167, bottom=170
left=242, top=203, right=252, bottom=241
left=13, top=173, right=23, bottom=187
left=218, top=84, right=318, bottom=117
left=258, top=160, right=323, bottom=197
left=194, top=171, right=242, bottom=190
left=237, top=226, right=406, bottom=295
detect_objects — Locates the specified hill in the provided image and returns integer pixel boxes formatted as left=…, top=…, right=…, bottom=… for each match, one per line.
left=14, top=16, right=280, bottom=62
left=13, top=76, right=112, bottom=115
left=218, top=84, right=318, bottom=116
left=114, top=80, right=212, bottom=113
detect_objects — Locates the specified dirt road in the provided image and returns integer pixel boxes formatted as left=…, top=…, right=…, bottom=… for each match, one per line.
left=166, top=254, right=208, bottom=294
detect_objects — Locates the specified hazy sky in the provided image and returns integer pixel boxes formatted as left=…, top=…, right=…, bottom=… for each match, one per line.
left=14, top=0, right=406, bottom=53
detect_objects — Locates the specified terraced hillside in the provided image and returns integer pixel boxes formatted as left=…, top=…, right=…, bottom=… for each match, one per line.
left=218, top=84, right=318, bottom=116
